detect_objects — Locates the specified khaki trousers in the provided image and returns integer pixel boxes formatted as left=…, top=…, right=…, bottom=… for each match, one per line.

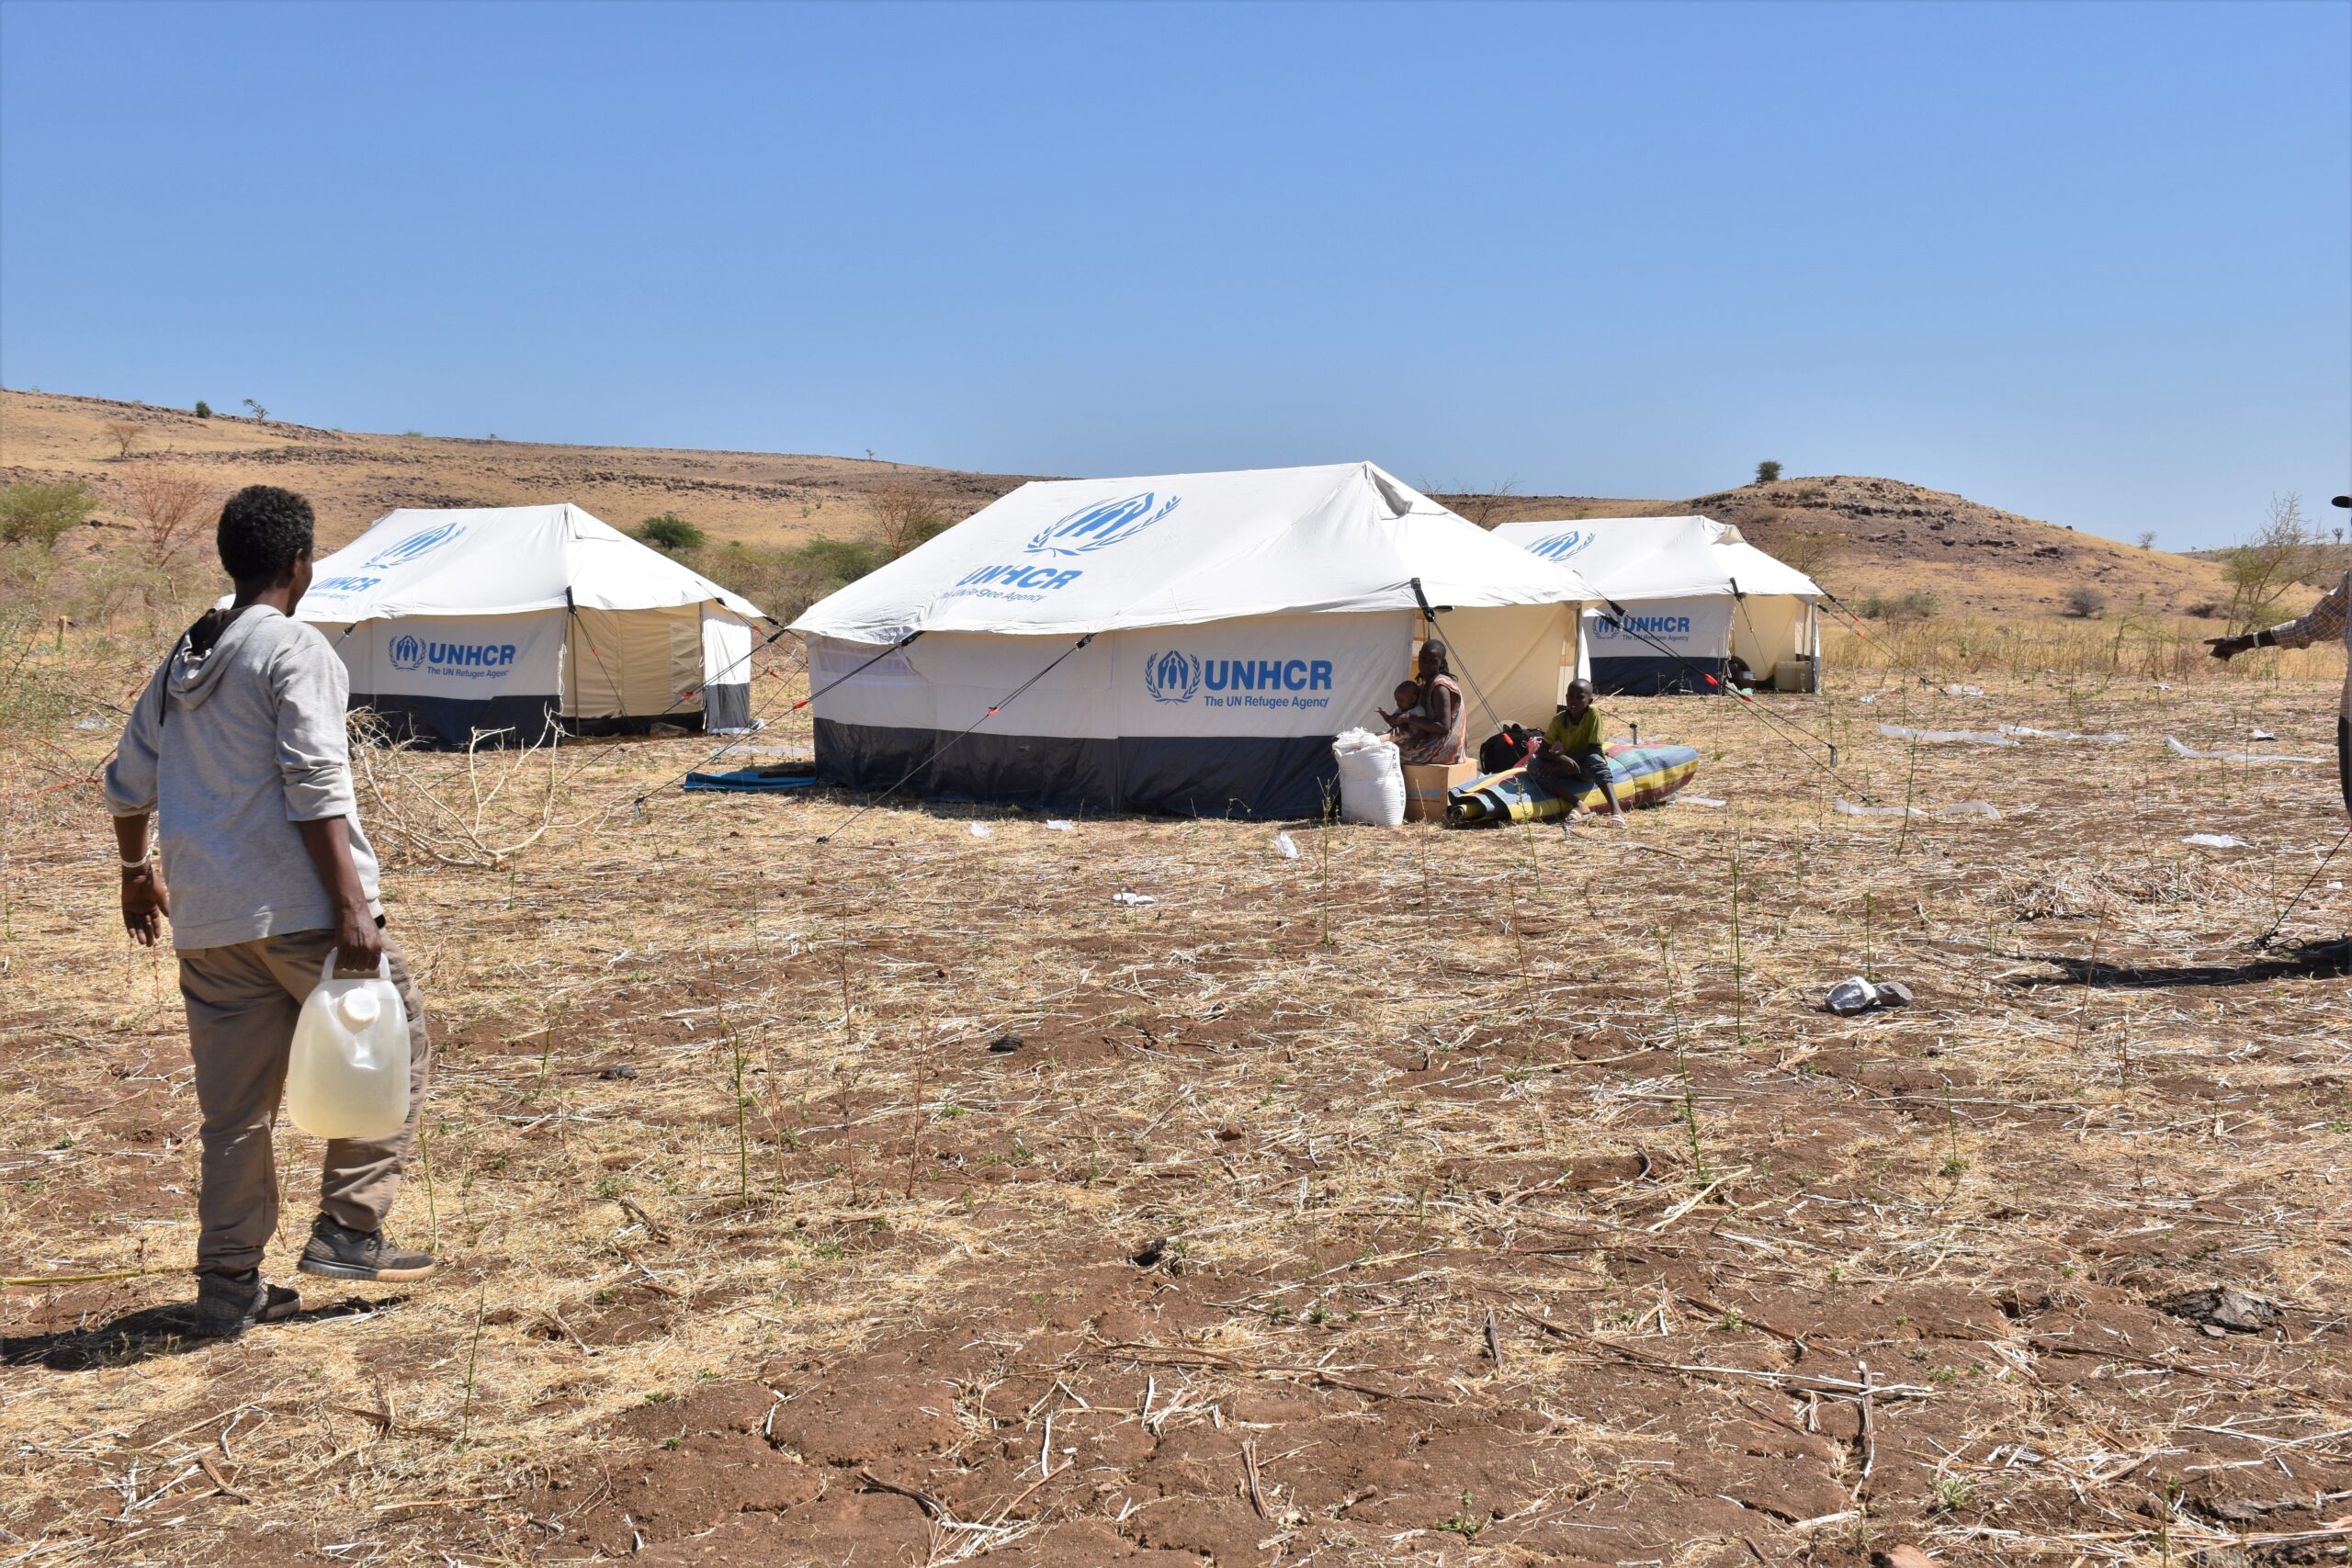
left=175, top=930, right=432, bottom=1276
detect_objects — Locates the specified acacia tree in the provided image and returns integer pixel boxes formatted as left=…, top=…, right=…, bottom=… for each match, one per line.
left=2222, top=492, right=2317, bottom=634
left=865, top=483, right=952, bottom=558
left=101, top=420, right=143, bottom=458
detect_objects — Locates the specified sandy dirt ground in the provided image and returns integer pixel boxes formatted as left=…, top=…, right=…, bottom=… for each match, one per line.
left=3, top=656, right=2347, bottom=1567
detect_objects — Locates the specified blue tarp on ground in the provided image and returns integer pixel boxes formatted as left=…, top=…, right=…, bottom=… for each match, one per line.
left=682, top=768, right=820, bottom=794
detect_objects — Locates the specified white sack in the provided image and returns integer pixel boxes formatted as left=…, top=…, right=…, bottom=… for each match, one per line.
left=1331, top=728, right=1406, bottom=827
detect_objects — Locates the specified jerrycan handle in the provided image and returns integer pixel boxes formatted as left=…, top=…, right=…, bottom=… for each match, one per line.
left=319, top=948, right=393, bottom=986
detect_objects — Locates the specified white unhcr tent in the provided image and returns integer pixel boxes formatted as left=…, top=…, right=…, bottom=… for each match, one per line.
left=1493, top=516, right=1825, bottom=694
left=295, top=504, right=769, bottom=746
left=791, top=463, right=1600, bottom=816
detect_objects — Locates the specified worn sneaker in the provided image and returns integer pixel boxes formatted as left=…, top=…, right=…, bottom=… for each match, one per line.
left=299, top=1215, right=439, bottom=1282
left=188, top=1269, right=300, bottom=1337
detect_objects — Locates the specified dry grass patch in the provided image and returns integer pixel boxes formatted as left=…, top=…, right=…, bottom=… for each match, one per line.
left=2, top=639, right=2348, bottom=1567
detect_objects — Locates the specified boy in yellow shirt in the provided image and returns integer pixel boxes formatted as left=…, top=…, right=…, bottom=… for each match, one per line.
left=1530, top=678, right=1626, bottom=825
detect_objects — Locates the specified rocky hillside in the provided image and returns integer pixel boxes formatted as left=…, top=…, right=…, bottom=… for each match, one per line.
left=1442, top=475, right=2240, bottom=619
left=4, top=388, right=2252, bottom=619
left=0, top=389, right=1025, bottom=557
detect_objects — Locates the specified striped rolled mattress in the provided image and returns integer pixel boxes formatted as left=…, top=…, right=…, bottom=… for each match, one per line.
left=1445, top=742, right=1702, bottom=826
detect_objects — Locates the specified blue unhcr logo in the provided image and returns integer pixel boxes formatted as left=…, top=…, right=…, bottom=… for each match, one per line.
left=365, top=521, right=468, bottom=570
left=1528, top=529, right=1590, bottom=561
left=388, top=637, right=519, bottom=676
left=1593, top=614, right=1691, bottom=642
left=1143, top=649, right=1202, bottom=704
left=1024, top=492, right=1182, bottom=557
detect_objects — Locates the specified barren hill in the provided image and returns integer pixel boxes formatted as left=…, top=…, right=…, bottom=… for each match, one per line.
left=4, top=387, right=2240, bottom=618
left=1441, top=475, right=2240, bottom=619
left=0, top=388, right=1025, bottom=558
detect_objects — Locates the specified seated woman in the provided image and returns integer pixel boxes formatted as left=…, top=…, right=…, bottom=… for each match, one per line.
left=1388, top=641, right=1465, bottom=765
left=1525, top=677, right=1627, bottom=825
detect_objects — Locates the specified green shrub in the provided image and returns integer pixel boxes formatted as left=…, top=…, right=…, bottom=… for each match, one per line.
left=1755, top=460, right=1783, bottom=484
left=1858, top=589, right=1940, bottom=626
left=637, top=513, right=707, bottom=552
left=788, top=535, right=889, bottom=582
left=193, top=400, right=213, bottom=419
left=0, top=481, right=96, bottom=548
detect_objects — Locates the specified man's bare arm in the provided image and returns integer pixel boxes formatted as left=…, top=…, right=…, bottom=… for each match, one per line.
left=114, top=811, right=168, bottom=945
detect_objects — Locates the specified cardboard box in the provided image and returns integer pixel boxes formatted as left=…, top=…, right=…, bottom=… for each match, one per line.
left=1402, top=761, right=1477, bottom=823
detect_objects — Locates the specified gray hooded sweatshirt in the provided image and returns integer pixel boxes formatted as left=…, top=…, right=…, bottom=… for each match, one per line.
left=105, top=605, right=383, bottom=949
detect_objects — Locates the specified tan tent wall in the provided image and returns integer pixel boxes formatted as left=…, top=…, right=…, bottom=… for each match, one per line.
left=565, top=605, right=706, bottom=718
left=1728, top=597, right=1817, bottom=680
left=1419, top=602, right=1579, bottom=733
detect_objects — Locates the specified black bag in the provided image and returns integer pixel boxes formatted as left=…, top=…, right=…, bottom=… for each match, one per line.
left=1478, top=725, right=1535, bottom=774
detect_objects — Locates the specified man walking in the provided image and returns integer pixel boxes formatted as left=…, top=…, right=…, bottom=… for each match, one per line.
left=105, top=485, right=436, bottom=1338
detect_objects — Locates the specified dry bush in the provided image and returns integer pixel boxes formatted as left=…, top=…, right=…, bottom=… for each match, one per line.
left=2222, top=492, right=2318, bottom=633
left=2064, top=585, right=2106, bottom=619
left=1445, top=479, right=1520, bottom=530
left=99, top=420, right=143, bottom=458
left=1771, top=529, right=1844, bottom=583
left=118, top=468, right=220, bottom=563
left=865, top=482, right=952, bottom=558
left=348, top=712, right=582, bottom=870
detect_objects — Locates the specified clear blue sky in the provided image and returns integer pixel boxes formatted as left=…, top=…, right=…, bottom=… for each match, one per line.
left=3, top=1, right=2346, bottom=548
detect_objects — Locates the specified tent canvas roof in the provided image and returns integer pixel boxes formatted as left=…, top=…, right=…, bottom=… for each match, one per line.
left=1491, top=515, right=1823, bottom=603
left=295, top=503, right=766, bottom=624
left=791, top=462, right=1600, bottom=644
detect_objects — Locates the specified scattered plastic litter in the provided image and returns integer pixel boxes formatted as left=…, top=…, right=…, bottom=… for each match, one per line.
left=1826, top=976, right=1916, bottom=1016
left=1679, top=795, right=1728, bottom=808
left=74, top=714, right=108, bottom=730
left=968, top=822, right=994, bottom=838
left=1836, top=798, right=2005, bottom=820
left=1044, top=819, right=1075, bottom=831
left=1880, top=723, right=2017, bottom=747
left=2165, top=736, right=2330, bottom=764
left=1857, top=693, right=1879, bottom=704
left=1112, top=891, right=1158, bottom=907
left=2182, top=834, right=2249, bottom=850
left=1997, top=724, right=2131, bottom=743
left=1272, top=832, right=1300, bottom=859
left=2250, top=728, right=2277, bottom=741
left=1941, top=683, right=1986, bottom=697
left=2153, top=682, right=2173, bottom=691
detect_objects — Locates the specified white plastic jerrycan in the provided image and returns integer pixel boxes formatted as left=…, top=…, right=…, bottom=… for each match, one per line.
left=285, top=949, right=411, bottom=1140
